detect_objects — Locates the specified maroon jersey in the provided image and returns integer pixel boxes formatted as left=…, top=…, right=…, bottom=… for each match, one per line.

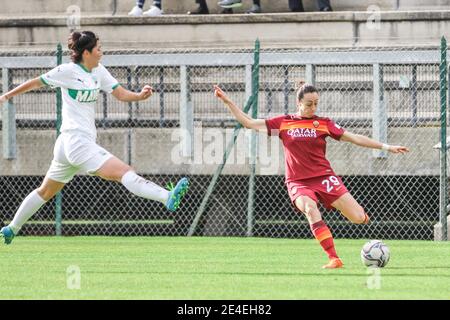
left=265, top=114, right=345, bottom=182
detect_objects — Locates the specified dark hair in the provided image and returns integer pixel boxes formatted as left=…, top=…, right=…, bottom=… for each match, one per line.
left=68, top=31, right=99, bottom=63
left=296, top=80, right=318, bottom=101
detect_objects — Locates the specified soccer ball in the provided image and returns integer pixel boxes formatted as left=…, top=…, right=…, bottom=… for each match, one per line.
left=360, top=240, right=390, bottom=268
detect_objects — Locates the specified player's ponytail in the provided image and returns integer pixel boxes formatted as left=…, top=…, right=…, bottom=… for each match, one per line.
left=68, top=31, right=99, bottom=63
left=296, top=80, right=318, bottom=101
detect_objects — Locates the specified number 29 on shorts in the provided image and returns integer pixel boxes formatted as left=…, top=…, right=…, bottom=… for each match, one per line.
left=321, top=176, right=340, bottom=193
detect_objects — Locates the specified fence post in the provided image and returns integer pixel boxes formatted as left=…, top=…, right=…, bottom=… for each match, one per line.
left=245, top=64, right=252, bottom=104
left=306, top=64, right=316, bottom=85
left=2, top=67, right=16, bottom=159
left=438, top=36, right=448, bottom=241
left=245, top=63, right=254, bottom=234
left=180, top=65, right=193, bottom=158
left=283, top=65, right=289, bottom=115
left=126, top=67, right=133, bottom=124
left=55, top=43, right=63, bottom=236
left=372, top=63, right=388, bottom=158
left=411, top=65, right=418, bottom=127
left=247, top=39, right=260, bottom=237
left=159, top=66, right=165, bottom=128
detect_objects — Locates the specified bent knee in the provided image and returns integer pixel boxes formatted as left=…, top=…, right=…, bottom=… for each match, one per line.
left=36, top=187, right=57, bottom=201
left=303, top=203, right=321, bottom=221
left=304, top=202, right=317, bottom=215
left=350, top=210, right=370, bottom=224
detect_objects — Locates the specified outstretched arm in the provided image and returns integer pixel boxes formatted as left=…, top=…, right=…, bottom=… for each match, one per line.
left=111, top=85, right=154, bottom=102
left=340, top=131, right=409, bottom=154
left=0, top=77, right=45, bottom=103
left=214, top=85, right=266, bottom=131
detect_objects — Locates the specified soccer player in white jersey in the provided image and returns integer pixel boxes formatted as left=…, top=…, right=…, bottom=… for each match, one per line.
left=0, top=31, right=189, bottom=244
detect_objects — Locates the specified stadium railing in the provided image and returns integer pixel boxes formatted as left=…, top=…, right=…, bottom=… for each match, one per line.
left=0, top=43, right=447, bottom=240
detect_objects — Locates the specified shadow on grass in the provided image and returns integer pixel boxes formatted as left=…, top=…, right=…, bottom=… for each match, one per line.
left=387, top=266, right=450, bottom=270
left=82, top=270, right=450, bottom=278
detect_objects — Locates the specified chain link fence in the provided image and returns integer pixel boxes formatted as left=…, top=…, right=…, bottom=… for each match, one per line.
left=0, top=44, right=447, bottom=239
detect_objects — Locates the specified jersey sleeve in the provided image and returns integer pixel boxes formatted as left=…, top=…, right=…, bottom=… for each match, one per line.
left=97, top=64, right=120, bottom=93
left=327, top=119, right=345, bottom=140
left=265, top=115, right=285, bottom=136
left=40, top=64, right=71, bottom=88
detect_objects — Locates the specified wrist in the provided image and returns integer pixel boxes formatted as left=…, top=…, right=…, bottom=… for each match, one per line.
left=381, top=143, right=390, bottom=151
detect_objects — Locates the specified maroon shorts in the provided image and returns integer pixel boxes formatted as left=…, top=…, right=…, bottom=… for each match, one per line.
left=286, top=175, right=349, bottom=210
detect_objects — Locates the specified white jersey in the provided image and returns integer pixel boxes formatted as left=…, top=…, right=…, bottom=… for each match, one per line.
left=40, top=62, right=119, bottom=140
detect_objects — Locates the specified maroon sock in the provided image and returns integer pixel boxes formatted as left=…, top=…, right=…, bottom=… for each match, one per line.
left=310, top=220, right=339, bottom=259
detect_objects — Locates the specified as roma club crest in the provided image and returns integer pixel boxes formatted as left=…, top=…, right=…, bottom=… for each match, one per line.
left=313, top=120, right=320, bottom=128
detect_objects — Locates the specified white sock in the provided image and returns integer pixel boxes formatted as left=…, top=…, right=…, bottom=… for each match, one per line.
left=121, top=171, right=169, bottom=205
left=9, top=190, right=47, bottom=235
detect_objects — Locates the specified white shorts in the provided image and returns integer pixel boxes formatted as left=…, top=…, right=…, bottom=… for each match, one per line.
left=45, top=132, right=114, bottom=183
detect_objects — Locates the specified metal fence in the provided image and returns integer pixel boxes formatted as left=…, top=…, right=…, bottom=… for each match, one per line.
left=0, top=42, right=448, bottom=240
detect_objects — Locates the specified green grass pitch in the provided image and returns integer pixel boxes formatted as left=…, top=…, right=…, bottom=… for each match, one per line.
left=0, top=237, right=449, bottom=299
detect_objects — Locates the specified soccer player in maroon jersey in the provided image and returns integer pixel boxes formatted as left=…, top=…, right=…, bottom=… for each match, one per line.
left=213, top=82, right=409, bottom=269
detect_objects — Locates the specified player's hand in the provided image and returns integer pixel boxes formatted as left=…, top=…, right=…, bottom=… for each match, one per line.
left=139, top=85, right=153, bottom=100
left=214, top=85, right=232, bottom=104
left=388, top=145, right=409, bottom=154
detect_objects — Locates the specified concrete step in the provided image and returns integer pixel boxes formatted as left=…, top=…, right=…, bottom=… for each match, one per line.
left=0, top=11, right=450, bottom=50
left=164, top=0, right=450, bottom=14
left=1, top=0, right=450, bottom=16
